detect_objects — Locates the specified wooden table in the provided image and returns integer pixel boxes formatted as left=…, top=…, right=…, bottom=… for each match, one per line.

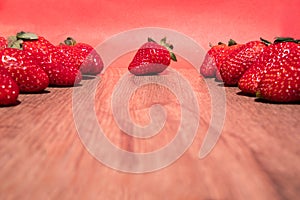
left=0, top=54, right=299, bottom=200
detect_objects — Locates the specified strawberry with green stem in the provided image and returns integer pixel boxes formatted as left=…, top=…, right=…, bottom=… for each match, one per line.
left=200, top=39, right=240, bottom=78
left=249, top=37, right=300, bottom=102
left=62, top=37, right=104, bottom=75
left=12, top=32, right=82, bottom=86
left=128, top=37, right=177, bottom=75
left=219, top=39, right=269, bottom=85
left=0, top=47, right=49, bottom=93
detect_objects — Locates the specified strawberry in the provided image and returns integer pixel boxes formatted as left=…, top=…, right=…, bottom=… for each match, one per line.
left=200, top=42, right=227, bottom=77
left=240, top=37, right=300, bottom=102
left=238, top=37, right=300, bottom=98
left=57, top=44, right=80, bottom=69
left=0, top=67, right=19, bottom=106
left=62, top=37, right=104, bottom=75
left=128, top=37, right=177, bottom=75
left=219, top=40, right=268, bottom=85
left=0, top=48, right=49, bottom=93
left=45, top=63, right=82, bottom=86
left=214, top=40, right=243, bottom=81
left=257, top=63, right=300, bottom=102
left=0, top=47, right=36, bottom=67
left=13, top=32, right=82, bottom=86
left=200, top=39, right=240, bottom=78
left=0, top=36, right=7, bottom=50
left=7, top=65, right=49, bottom=93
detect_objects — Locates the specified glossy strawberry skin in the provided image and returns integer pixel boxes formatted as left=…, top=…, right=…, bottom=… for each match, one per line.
left=21, top=36, right=82, bottom=86
left=238, top=41, right=299, bottom=96
left=0, top=68, right=19, bottom=106
left=215, top=44, right=243, bottom=81
left=0, top=48, right=36, bottom=67
left=0, top=48, right=49, bottom=92
left=21, top=36, right=54, bottom=64
left=46, top=63, right=82, bottom=86
left=57, top=45, right=80, bottom=69
left=0, top=37, right=7, bottom=50
left=128, top=42, right=171, bottom=75
left=257, top=43, right=300, bottom=102
left=7, top=65, right=49, bottom=93
left=43, top=47, right=82, bottom=86
left=200, top=43, right=227, bottom=77
left=219, top=41, right=267, bottom=85
left=61, top=37, right=104, bottom=75
left=73, top=43, right=104, bottom=75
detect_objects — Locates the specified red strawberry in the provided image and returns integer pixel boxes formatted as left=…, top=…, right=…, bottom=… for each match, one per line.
left=0, top=36, right=7, bottom=50
left=0, top=47, right=36, bottom=67
left=200, top=39, right=240, bottom=78
left=200, top=42, right=227, bottom=77
left=0, top=48, right=49, bottom=93
left=62, top=37, right=104, bottom=75
left=238, top=37, right=299, bottom=97
left=0, top=68, right=19, bottom=106
left=215, top=41, right=243, bottom=81
left=45, top=63, right=82, bottom=86
left=7, top=65, right=49, bottom=93
left=219, top=40, right=268, bottom=85
left=14, top=32, right=82, bottom=86
left=239, top=37, right=300, bottom=102
left=128, top=37, right=177, bottom=75
left=9, top=32, right=54, bottom=64
left=57, top=44, right=80, bottom=69
left=257, top=63, right=300, bottom=102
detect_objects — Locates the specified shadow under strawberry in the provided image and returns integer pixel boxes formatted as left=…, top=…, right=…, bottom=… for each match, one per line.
left=236, top=91, right=256, bottom=97
left=216, top=83, right=237, bottom=88
left=0, top=100, right=21, bottom=107
left=82, top=75, right=97, bottom=80
left=20, top=90, right=51, bottom=95
left=254, top=98, right=300, bottom=105
left=48, top=83, right=83, bottom=88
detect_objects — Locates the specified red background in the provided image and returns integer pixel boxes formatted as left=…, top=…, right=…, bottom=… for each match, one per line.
left=0, top=0, right=299, bottom=49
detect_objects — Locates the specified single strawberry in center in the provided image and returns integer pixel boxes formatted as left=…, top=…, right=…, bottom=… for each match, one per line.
left=128, top=37, right=177, bottom=75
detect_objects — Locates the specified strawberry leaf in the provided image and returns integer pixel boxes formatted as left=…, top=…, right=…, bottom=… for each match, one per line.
left=160, top=37, right=167, bottom=44
left=228, top=39, right=237, bottom=46
left=170, top=52, right=177, bottom=62
left=148, top=37, right=156, bottom=43
left=64, top=37, right=77, bottom=46
left=260, top=37, right=272, bottom=45
left=274, top=37, right=298, bottom=44
left=7, top=37, right=23, bottom=50
left=16, top=32, right=38, bottom=40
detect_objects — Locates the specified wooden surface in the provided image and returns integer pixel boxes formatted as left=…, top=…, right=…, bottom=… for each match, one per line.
left=0, top=54, right=300, bottom=200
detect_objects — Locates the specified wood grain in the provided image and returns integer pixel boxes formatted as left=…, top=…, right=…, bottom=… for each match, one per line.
left=0, top=54, right=299, bottom=200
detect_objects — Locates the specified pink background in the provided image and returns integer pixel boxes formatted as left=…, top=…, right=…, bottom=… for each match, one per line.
left=0, top=0, right=299, bottom=49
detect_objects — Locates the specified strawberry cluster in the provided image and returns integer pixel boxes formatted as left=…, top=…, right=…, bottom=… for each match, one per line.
left=0, top=32, right=103, bottom=106
left=201, top=37, right=300, bottom=103
left=1, top=34, right=299, bottom=106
